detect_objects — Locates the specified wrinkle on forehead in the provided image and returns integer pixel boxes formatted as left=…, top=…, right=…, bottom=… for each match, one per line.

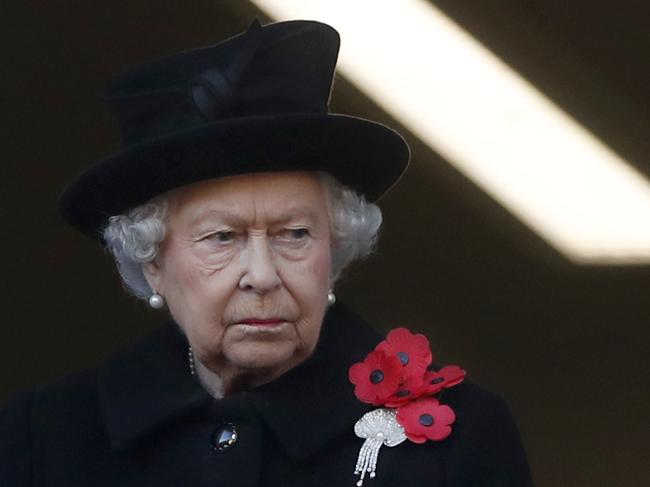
left=166, top=172, right=329, bottom=228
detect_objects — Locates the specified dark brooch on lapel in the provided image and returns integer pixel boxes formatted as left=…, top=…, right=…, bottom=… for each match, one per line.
left=348, top=328, right=466, bottom=486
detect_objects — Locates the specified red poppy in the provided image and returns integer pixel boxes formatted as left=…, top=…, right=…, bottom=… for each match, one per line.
left=375, top=328, right=432, bottom=382
left=422, top=365, right=466, bottom=395
left=396, top=397, right=456, bottom=443
left=348, top=350, right=402, bottom=405
left=384, top=371, right=428, bottom=407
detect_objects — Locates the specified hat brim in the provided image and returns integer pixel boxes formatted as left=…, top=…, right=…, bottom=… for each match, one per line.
left=59, top=113, right=410, bottom=239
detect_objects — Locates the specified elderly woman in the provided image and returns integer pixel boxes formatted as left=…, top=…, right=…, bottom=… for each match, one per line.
left=0, top=20, right=532, bottom=486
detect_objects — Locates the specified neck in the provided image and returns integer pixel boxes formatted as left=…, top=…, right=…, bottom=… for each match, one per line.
left=193, top=354, right=225, bottom=399
left=192, top=350, right=291, bottom=397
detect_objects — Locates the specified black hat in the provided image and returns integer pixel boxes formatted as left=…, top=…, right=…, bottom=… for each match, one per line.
left=59, top=19, right=410, bottom=239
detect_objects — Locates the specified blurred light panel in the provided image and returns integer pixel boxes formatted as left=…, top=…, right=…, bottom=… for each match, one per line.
left=252, top=0, right=650, bottom=264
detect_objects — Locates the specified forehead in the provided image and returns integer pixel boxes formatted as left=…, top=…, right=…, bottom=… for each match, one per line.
left=168, top=171, right=329, bottom=224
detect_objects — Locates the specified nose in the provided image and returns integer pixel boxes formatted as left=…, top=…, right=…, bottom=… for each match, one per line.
left=238, top=235, right=281, bottom=293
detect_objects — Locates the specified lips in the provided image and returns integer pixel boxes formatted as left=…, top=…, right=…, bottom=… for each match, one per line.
left=237, top=318, right=285, bottom=326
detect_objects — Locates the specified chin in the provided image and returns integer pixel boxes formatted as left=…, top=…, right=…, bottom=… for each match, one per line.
left=225, top=340, right=301, bottom=371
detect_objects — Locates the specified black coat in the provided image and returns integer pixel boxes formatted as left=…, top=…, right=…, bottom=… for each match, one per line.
left=0, top=304, right=533, bottom=486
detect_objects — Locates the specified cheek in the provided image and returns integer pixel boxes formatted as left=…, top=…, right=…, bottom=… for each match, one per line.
left=294, top=248, right=331, bottom=354
left=313, top=239, right=332, bottom=281
left=162, top=256, right=205, bottom=308
left=161, top=251, right=235, bottom=331
left=288, top=244, right=332, bottom=312
left=284, top=243, right=330, bottom=284
left=311, top=247, right=332, bottom=288
left=163, top=247, right=231, bottom=297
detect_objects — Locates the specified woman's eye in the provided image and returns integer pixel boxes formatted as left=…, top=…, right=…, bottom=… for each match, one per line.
left=287, top=228, right=309, bottom=239
left=205, top=231, right=235, bottom=243
left=275, top=228, right=310, bottom=245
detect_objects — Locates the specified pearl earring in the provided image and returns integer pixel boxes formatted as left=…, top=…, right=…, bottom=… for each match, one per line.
left=148, top=292, right=165, bottom=309
left=327, top=290, right=336, bottom=306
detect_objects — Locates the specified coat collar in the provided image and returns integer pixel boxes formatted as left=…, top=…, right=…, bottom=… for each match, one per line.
left=97, top=303, right=380, bottom=460
left=96, top=322, right=210, bottom=451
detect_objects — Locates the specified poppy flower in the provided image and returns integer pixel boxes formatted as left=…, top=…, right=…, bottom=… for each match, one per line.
left=349, top=350, right=402, bottom=405
left=375, top=328, right=432, bottom=382
left=396, top=397, right=456, bottom=443
left=384, top=387, right=420, bottom=407
left=422, top=365, right=466, bottom=395
left=384, top=370, right=429, bottom=407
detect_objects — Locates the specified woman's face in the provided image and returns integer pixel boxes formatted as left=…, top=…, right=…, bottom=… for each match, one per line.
left=144, top=172, right=332, bottom=385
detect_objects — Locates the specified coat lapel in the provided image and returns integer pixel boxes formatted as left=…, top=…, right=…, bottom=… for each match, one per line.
left=97, top=323, right=210, bottom=451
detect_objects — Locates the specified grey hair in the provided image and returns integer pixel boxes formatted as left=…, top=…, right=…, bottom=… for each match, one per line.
left=103, top=198, right=169, bottom=299
left=320, top=173, right=383, bottom=281
left=102, top=173, right=382, bottom=299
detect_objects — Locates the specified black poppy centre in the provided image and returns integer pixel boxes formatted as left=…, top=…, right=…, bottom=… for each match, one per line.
left=370, top=369, right=384, bottom=384
left=397, top=351, right=409, bottom=365
left=419, top=413, right=435, bottom=427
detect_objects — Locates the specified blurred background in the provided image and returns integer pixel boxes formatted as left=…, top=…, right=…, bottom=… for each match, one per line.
left=1, top=1, right=648, bottom=486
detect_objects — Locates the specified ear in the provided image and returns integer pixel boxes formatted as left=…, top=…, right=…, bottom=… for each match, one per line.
left=143, top=259, right=164, bottom=295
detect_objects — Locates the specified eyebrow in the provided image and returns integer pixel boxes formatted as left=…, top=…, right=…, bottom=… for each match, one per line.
left=272, top=206, right=324, bottom=224
left=186, top=205, right=325, bottom=229
left=186, top=207, right=248, bottom=229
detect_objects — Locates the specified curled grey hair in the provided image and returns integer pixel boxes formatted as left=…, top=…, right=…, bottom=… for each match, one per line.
left=102, top=172, right=383, bottom=299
